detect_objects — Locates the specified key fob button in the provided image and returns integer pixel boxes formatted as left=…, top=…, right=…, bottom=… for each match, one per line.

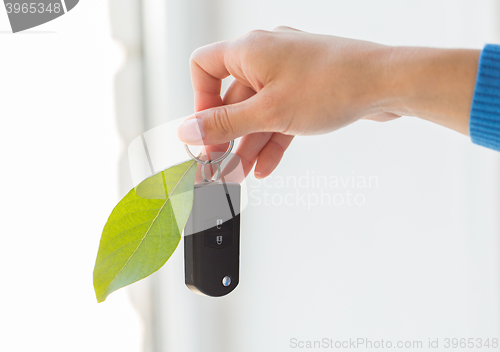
left=205, top=217, right=233, bottom=233
left=205, top=231, right=233, bottom=249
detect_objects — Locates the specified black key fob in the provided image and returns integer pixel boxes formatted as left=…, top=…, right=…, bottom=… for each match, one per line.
left=184, top=181, right=241, bottom=297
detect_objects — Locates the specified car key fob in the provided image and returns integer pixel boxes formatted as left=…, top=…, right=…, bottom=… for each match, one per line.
left=184, top=181, right=241, bottom=297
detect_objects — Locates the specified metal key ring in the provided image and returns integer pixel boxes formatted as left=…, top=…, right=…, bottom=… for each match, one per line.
left=184, top=140, right=234, bottom=164
left=201, top=160, right=221, bottom=182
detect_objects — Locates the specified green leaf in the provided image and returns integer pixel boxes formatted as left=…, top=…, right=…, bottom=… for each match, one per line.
left=93, top=160, right=197, bottom=303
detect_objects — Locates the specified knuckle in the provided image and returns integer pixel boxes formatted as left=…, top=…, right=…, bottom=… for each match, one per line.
left=189, top=47, right=202, bottom=64
left=272, top=25, right=291, bottom=31
left=247, top=29, right=268, bottom=38
left=211, top=106, right=234, bottom=137
left=237, top=30, right=275, bottom=62
left=190, top=42, right=226, bottom=66
left=245, top=29, right=272, bottom=44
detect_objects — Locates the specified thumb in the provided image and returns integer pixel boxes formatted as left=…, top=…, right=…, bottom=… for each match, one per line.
left=177, top=96, right=269, bottom=145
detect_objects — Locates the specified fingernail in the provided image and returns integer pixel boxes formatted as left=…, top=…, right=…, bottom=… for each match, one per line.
left=177, top=117, right=204, bottom=144
left=254, top=171, right=262, bottom=179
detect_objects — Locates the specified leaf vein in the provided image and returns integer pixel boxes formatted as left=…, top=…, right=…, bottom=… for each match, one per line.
left=101, top=220, right=154, bottom=247
left=97, top=238, right=143, bottom=264
left=105, top=208, right=162, bottom=228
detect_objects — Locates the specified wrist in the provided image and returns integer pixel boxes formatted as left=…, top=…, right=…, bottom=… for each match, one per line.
left=379, top=46, right=480, bottom=135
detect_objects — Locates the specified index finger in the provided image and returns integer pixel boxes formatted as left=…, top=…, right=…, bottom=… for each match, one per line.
left=190, top=41, right=231, bottom=112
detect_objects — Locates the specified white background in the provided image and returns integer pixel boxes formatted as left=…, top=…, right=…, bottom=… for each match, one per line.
left=0, top=2, right=142, bottom=352
left=0, top=1, right=499, bottom=352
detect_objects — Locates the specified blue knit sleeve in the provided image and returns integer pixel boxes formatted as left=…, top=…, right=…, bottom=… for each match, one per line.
left=470, top=44, right=500, bottom=151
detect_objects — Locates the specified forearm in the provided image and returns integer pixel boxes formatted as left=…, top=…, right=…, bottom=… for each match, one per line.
left=380, top=46, right=480, bottom=135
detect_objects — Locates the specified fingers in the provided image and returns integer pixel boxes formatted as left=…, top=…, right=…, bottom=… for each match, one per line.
left=180, top=42, right=275, bottom=146
left=222, top=80, right=273, bottom=176
left=199, top=132, right=292, bottom=180
left=177, top=91, right=273, bottom=145
left=184, top=32, right=294, bottom=179
left=197, top=132, right=292, bottom=180
left=193, top=80, right=290, bottom=179
left=222, top=79, right=256, bottom=105
left=190, top=60, right=256, bottom=163
left=254, top=133, right=294, bottom=178
left=235, top=132, right=274, bottom=176
left=193, top=143, right=230, bottom=183
left=190, top=41, right=254, bottom=111
left=190, top=41, right=230, bottom=112
left=199, top=134, right=274, bottom=181
left=195, top=79, right=271, bottom=180
left=202, top=79, right=257, bottom=163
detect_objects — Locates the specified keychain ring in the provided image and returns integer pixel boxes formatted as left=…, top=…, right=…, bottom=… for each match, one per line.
left=185, top=140, right=234, bottom=165
left=201, top=160, right=221, bottom=182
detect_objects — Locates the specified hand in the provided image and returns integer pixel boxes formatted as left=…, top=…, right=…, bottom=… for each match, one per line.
left=177, top=26, right=479, bottom=178
left=177, top=26, right=395, bottom=178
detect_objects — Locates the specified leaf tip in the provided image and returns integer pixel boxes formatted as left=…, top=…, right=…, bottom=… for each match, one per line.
left=95, top=288, right=108, bottom=303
